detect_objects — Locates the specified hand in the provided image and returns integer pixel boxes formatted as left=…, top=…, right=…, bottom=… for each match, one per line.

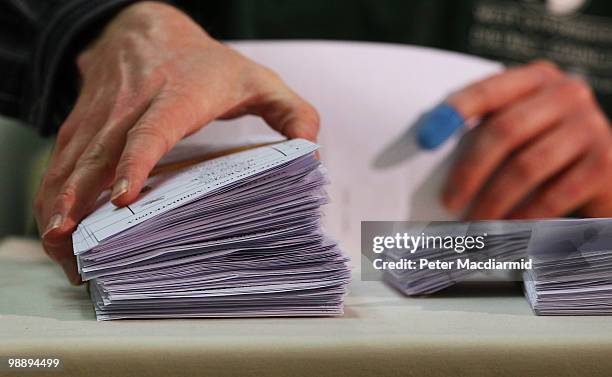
left=33, top=2, right=319, bottom=284
left=442, top=61, right=612, bottom=220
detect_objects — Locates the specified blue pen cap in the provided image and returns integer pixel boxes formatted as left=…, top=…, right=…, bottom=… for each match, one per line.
left=416, top=102, right=465, bottom=150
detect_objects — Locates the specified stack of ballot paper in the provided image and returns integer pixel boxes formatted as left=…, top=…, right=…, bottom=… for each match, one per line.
left=523, top=219, right=612, bottom=315
left=382, top=221, right=533, bottom=295
left=382, top=219, right=612, bottom=315
left=72, top=139, right=350, bottom=320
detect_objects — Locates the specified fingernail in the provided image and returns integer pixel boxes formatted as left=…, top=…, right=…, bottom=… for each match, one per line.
left=111, top=178, right=129, bottom=201
left=43, top=214, right=64, bottom=238
left=417, top=102, right=465, bottom=150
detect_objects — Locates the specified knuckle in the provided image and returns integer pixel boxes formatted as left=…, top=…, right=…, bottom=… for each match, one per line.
left=111, top=91, right=138, bottom=113
left=43, top=168, right=67, bottom=187
left=106, top=97, right=145, bottom=126
left=136, top=121, right=173, bottom=148
left=128, top=124, right=172, bottom=153
left=156, top=86, right=187, bottom=109
left=78, top=141, right=113, bottom=170
left=56, top=184, right=77, bottom=204
left=118, top=33, right=141, bottom=52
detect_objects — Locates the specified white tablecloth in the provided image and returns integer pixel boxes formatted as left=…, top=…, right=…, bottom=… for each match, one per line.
left=2, top=238, right=612, bottom=377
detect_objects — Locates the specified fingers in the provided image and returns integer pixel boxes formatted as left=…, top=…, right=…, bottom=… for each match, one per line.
left=246, top=68, right=320, bottom=142
left=110, top=97, right=205, bottom=206
left=510, top=145, right=612, bottom=219
left=42, top=97, right=152, bottom=230
left=258, top=94, right=320, bottom=142
left=36, top=87, right=107, bottom=219
left=44, top=127, right=129, bottom=234
left=36, top=82, right=154, bottom=286
left=40, top=122, right=142, bottom=286
left=465, top=112, right=596, bottom=219
left=447, top=60, right=563, bottom=120
left=443, top=78, right=589, bottom=212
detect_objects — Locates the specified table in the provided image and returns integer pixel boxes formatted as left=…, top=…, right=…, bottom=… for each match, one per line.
left=2, top=238, right=612, bottom=377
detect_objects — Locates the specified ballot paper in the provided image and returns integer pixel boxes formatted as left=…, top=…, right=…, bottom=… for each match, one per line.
left=381, top=218, right=612, bottom=316
left=381, top=221, right=533, bottom=295
left=72, top=139, right=351, bottom=320
left=523, top=219, right=612, bottom=315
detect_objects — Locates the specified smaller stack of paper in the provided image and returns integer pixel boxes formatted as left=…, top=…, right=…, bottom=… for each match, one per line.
left=380, top=218, right=612, bottom=315
left=523, top=219, right=612, bottom=315
left=383, top=221, right=532, bottom=295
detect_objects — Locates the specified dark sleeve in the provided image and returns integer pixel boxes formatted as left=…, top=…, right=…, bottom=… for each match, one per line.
left=0, top=0, right=139, bottom=136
